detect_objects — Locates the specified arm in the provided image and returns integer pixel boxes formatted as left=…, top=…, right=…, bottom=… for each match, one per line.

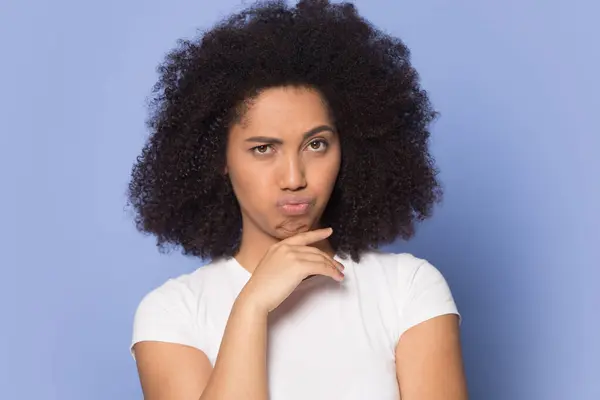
left=134, top=342, right=213, bottom=400
left=133, top=229, right=341, bottom=400
left=200, top=294, right=269, bottom=400
left=134, top=294, right=268, bottom=400
left=395, top=314, right=468, bottom=400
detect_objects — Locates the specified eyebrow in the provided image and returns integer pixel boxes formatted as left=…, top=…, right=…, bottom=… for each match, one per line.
left=244, top=125, right=335, bottom=145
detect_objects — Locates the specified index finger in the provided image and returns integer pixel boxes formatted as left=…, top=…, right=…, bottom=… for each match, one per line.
left=283, top=228, right=333, bottom=246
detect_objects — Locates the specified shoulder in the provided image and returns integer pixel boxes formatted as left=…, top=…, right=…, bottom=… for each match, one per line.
left=137, top=257, right=236, bottom=305
left=132, top=258, right=226, bottom=317
left=355, top=250, right=425, bottom=267
left=130, top=258, right=237, bottom=358
left=366, top=251, right=460, bottom=333
left=352, top=249, right=438, bottom=284
left=352, top=250, right=456, bottom=309
left=342, top=250, right=459, bottom=343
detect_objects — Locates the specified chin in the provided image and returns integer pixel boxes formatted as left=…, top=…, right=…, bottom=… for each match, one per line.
left=273, top=219, right=313, bottom=238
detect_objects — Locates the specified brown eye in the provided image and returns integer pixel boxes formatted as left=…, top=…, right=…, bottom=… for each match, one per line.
left=252, top=144, right=273, bottom=155
left=308, top=139, right=327, bottom=151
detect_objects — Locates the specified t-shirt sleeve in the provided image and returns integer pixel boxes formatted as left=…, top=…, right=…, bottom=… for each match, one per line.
left=130, top=279, right=204, bottom=360
left=397, top=258, right=461, bottom=338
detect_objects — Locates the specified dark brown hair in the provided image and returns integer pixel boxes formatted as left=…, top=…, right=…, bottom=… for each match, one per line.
left=127, top=0, right=442, bottom=262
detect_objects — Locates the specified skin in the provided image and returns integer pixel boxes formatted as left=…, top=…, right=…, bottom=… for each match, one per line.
left=225, top=86, right=341, bottom=272
left=134, top=86, right=468, bottom=400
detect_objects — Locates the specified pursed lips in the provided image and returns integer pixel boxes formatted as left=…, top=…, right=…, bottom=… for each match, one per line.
left=276, top=196, right=315, bottom=215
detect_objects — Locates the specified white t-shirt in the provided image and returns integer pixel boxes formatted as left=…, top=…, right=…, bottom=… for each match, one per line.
left=131, top=250, right=460, bottom=399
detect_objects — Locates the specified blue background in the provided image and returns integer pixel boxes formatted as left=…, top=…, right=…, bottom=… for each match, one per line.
left=1, top=0, right=598, bottom=398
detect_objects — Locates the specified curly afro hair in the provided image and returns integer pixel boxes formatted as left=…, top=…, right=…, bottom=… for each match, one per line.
left=127, top=0, right=442, bottom=262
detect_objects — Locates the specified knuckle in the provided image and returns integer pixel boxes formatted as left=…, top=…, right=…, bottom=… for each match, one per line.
left=277, top=243, right=291, bottom=253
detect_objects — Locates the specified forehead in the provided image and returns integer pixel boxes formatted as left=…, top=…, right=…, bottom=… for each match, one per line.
left=232, top=86, right=333, bottom=137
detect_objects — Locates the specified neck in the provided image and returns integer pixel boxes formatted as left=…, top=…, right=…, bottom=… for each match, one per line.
left=234, top=221, right=335, bottom=274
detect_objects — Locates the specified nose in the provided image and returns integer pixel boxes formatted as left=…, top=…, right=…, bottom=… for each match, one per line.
left=278, top=153, right=307, bottom=191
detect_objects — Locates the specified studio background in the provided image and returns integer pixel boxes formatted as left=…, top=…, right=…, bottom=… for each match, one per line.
left=1, top=0, right=598, bottom=398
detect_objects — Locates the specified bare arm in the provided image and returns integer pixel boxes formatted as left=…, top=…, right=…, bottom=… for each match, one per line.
left=134, top=295, right=268, bottom=400
left=201, top=295, right=269, bottom=400
left=134, top=342, right=213, bottom=400
left=395, top=314, right=468, bottom=400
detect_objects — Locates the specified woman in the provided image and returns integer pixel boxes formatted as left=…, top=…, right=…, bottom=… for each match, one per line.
left=128, top=1, right=468, bottom=399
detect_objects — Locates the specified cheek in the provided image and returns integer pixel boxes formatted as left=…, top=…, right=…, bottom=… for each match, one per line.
left=228, top=162, right=273, bottom=204
left=309, top=152, right=341, bottom=190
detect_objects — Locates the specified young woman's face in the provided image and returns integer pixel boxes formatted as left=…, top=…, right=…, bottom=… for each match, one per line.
left=226, top=86, right=341, bottom=240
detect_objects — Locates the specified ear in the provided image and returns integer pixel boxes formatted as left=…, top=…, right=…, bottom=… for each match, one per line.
left=223, top=165, right=228, bottom=175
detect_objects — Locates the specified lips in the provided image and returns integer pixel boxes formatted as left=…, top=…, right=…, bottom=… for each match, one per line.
left=277, top=196, right=315, bottom=216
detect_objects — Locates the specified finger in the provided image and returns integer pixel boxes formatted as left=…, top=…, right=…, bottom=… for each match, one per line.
left=283, top=228, right=333, bottom=246
left=295, top=253, right=342, bottom=274
left=294, top=247, right=345, bottom=272
left=304, top=260, right=344, bottom=282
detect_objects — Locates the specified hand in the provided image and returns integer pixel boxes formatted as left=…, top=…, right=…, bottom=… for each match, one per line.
left=238, top=228, right=345, bottom=314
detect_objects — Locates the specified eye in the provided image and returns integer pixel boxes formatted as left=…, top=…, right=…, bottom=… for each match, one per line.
left=252, top=144, right=274, bottom=155
left=307, top=139, right=328, bottom=152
